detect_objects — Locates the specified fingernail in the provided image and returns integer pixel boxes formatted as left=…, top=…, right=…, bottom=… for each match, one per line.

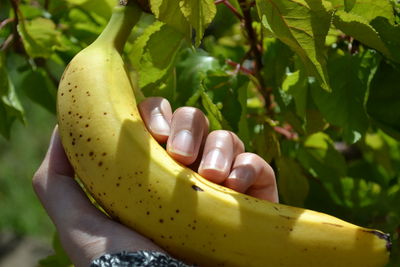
left=149, top=108, right=170, bottom=136
left=200, top=149, right=227, bottom=171
left=170, top=130, right=194, bottom=157
left=227, top=167, right=255, bottom=192
left=229, top=167, right=253, bottom=181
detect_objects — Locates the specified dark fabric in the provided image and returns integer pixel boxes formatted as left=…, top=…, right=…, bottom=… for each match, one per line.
left=90, top=250, right=193, bottom=267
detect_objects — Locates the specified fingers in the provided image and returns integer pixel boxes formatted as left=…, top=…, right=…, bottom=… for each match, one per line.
left=167, top=107, right=209, bottom=165
left=138, top=97, right=278, bottom=202
left=198, top=130, right=244, bottom=183
left=139, top=97, right=209, bottom=166
left=138, top=97, right=172, bottom=143
left=198, top=132, right=278, bottom=202
left=224, top=153, right=279, bottom=203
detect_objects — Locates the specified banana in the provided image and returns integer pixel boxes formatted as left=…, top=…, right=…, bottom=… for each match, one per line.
left=57, top=2, right=391, bottom=267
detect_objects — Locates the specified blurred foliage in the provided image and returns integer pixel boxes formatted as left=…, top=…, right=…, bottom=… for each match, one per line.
left=1, top=0, right=400, bottom=265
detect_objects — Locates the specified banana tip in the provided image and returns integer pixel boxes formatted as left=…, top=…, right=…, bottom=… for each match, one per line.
left=363, top=230, right=392, bottom=252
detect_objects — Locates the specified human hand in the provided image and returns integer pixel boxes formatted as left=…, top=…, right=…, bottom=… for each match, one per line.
left=33, top=97, right=278, bottom=267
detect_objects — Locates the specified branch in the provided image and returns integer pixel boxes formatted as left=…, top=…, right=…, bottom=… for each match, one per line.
left=226, top=59, right=254, bottom=75
left=44, top=0, right=50, bottom=10
left=0, top=34, right=14, bottom=51
left=8, top=0, right=25, bottom=53
left=238, top=0, right=272, bottom=114
left=0, top=18, right=14, bottom=30
left=215, top=0, right=244, bottom=20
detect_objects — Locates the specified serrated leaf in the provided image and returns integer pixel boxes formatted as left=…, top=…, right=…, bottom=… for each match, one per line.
left=150, top=0, right=191, bottom=39
left=256, top=0, right=333, bottom=90
left=0, top=53, right=25, bottom=139
left=129, top=21, right=184, bottom=89
left=17, top=17, right=61, bottom=59
left=179, top=0, right=217, bottom=46
left=366, top=61, right=400, bottom=140
left=311, top=50, right=378, bottom=143
left=277, top=157, right=309, bottom=206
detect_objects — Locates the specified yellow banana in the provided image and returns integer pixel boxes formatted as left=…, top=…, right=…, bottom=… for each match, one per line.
left=57, top=2, right=391, bottom=266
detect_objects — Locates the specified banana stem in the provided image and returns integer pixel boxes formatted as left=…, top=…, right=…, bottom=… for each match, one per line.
left=94, top=3, right=142, bottom=53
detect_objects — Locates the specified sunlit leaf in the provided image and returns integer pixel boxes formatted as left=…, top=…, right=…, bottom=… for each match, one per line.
left=179, top=0, right=217, bottom=46
left=17, top=17, right=61, bottom=59
left=150, top=0, right=191, bottom=38
left=129, top=21, right=185, bottom=89
left=256, top=0, right=333, bottom=90
left=311, top=50, right=378, bottom=143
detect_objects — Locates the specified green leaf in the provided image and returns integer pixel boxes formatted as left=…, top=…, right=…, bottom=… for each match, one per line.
left=200, top=86, right=224, bottom=130
left=262, top=38, right=294, bottom=90
left=19, top=4, right=45, bottom=19
left=39, top=232, right=72, bottom=267
left=150, top=0, right=191, bottom=39
left=17, top=17, right=61, bottom=59
left=256, top=0, right=333, bottom=90
left=0, top=53, right=25, bottom=139
left=20, top=69, right=57, bottom=114
left=297, top=132, right=347, bottom=204
left=64, top=8, right=105, bottom=46
left=204, top=70, right=248, bottom=132
left=327, top=0, right=395, bottom=22
left=344, top=0, right=356, bottom=12
left=253, top=123, right=281, bottom=162
left=332, top=10, right=391, bottom=58
left=279, top=68, right=327, bottom=135
left=311, top=50, right=378, bottom=143
left=277, top=157, right=309, bottom=206
left=75, top=0, right=114, bottom=20
left=370, top=17, right=400, bottom=63
left=282, top=70, right=307, bottom=118
left=366, top=61, right=400, bottom=140
left=179, top=0, right=217, bottom=46
left=129, top=21, right=185, bottom=89
left=175, top=48, right=220, bottom=107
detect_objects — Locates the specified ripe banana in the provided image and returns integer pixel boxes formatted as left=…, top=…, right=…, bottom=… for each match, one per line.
left=57, top=2, right=391, bottom=266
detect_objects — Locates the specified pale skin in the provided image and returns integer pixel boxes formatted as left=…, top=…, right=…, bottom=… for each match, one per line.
left=33, top=97, right=279, bottom=267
